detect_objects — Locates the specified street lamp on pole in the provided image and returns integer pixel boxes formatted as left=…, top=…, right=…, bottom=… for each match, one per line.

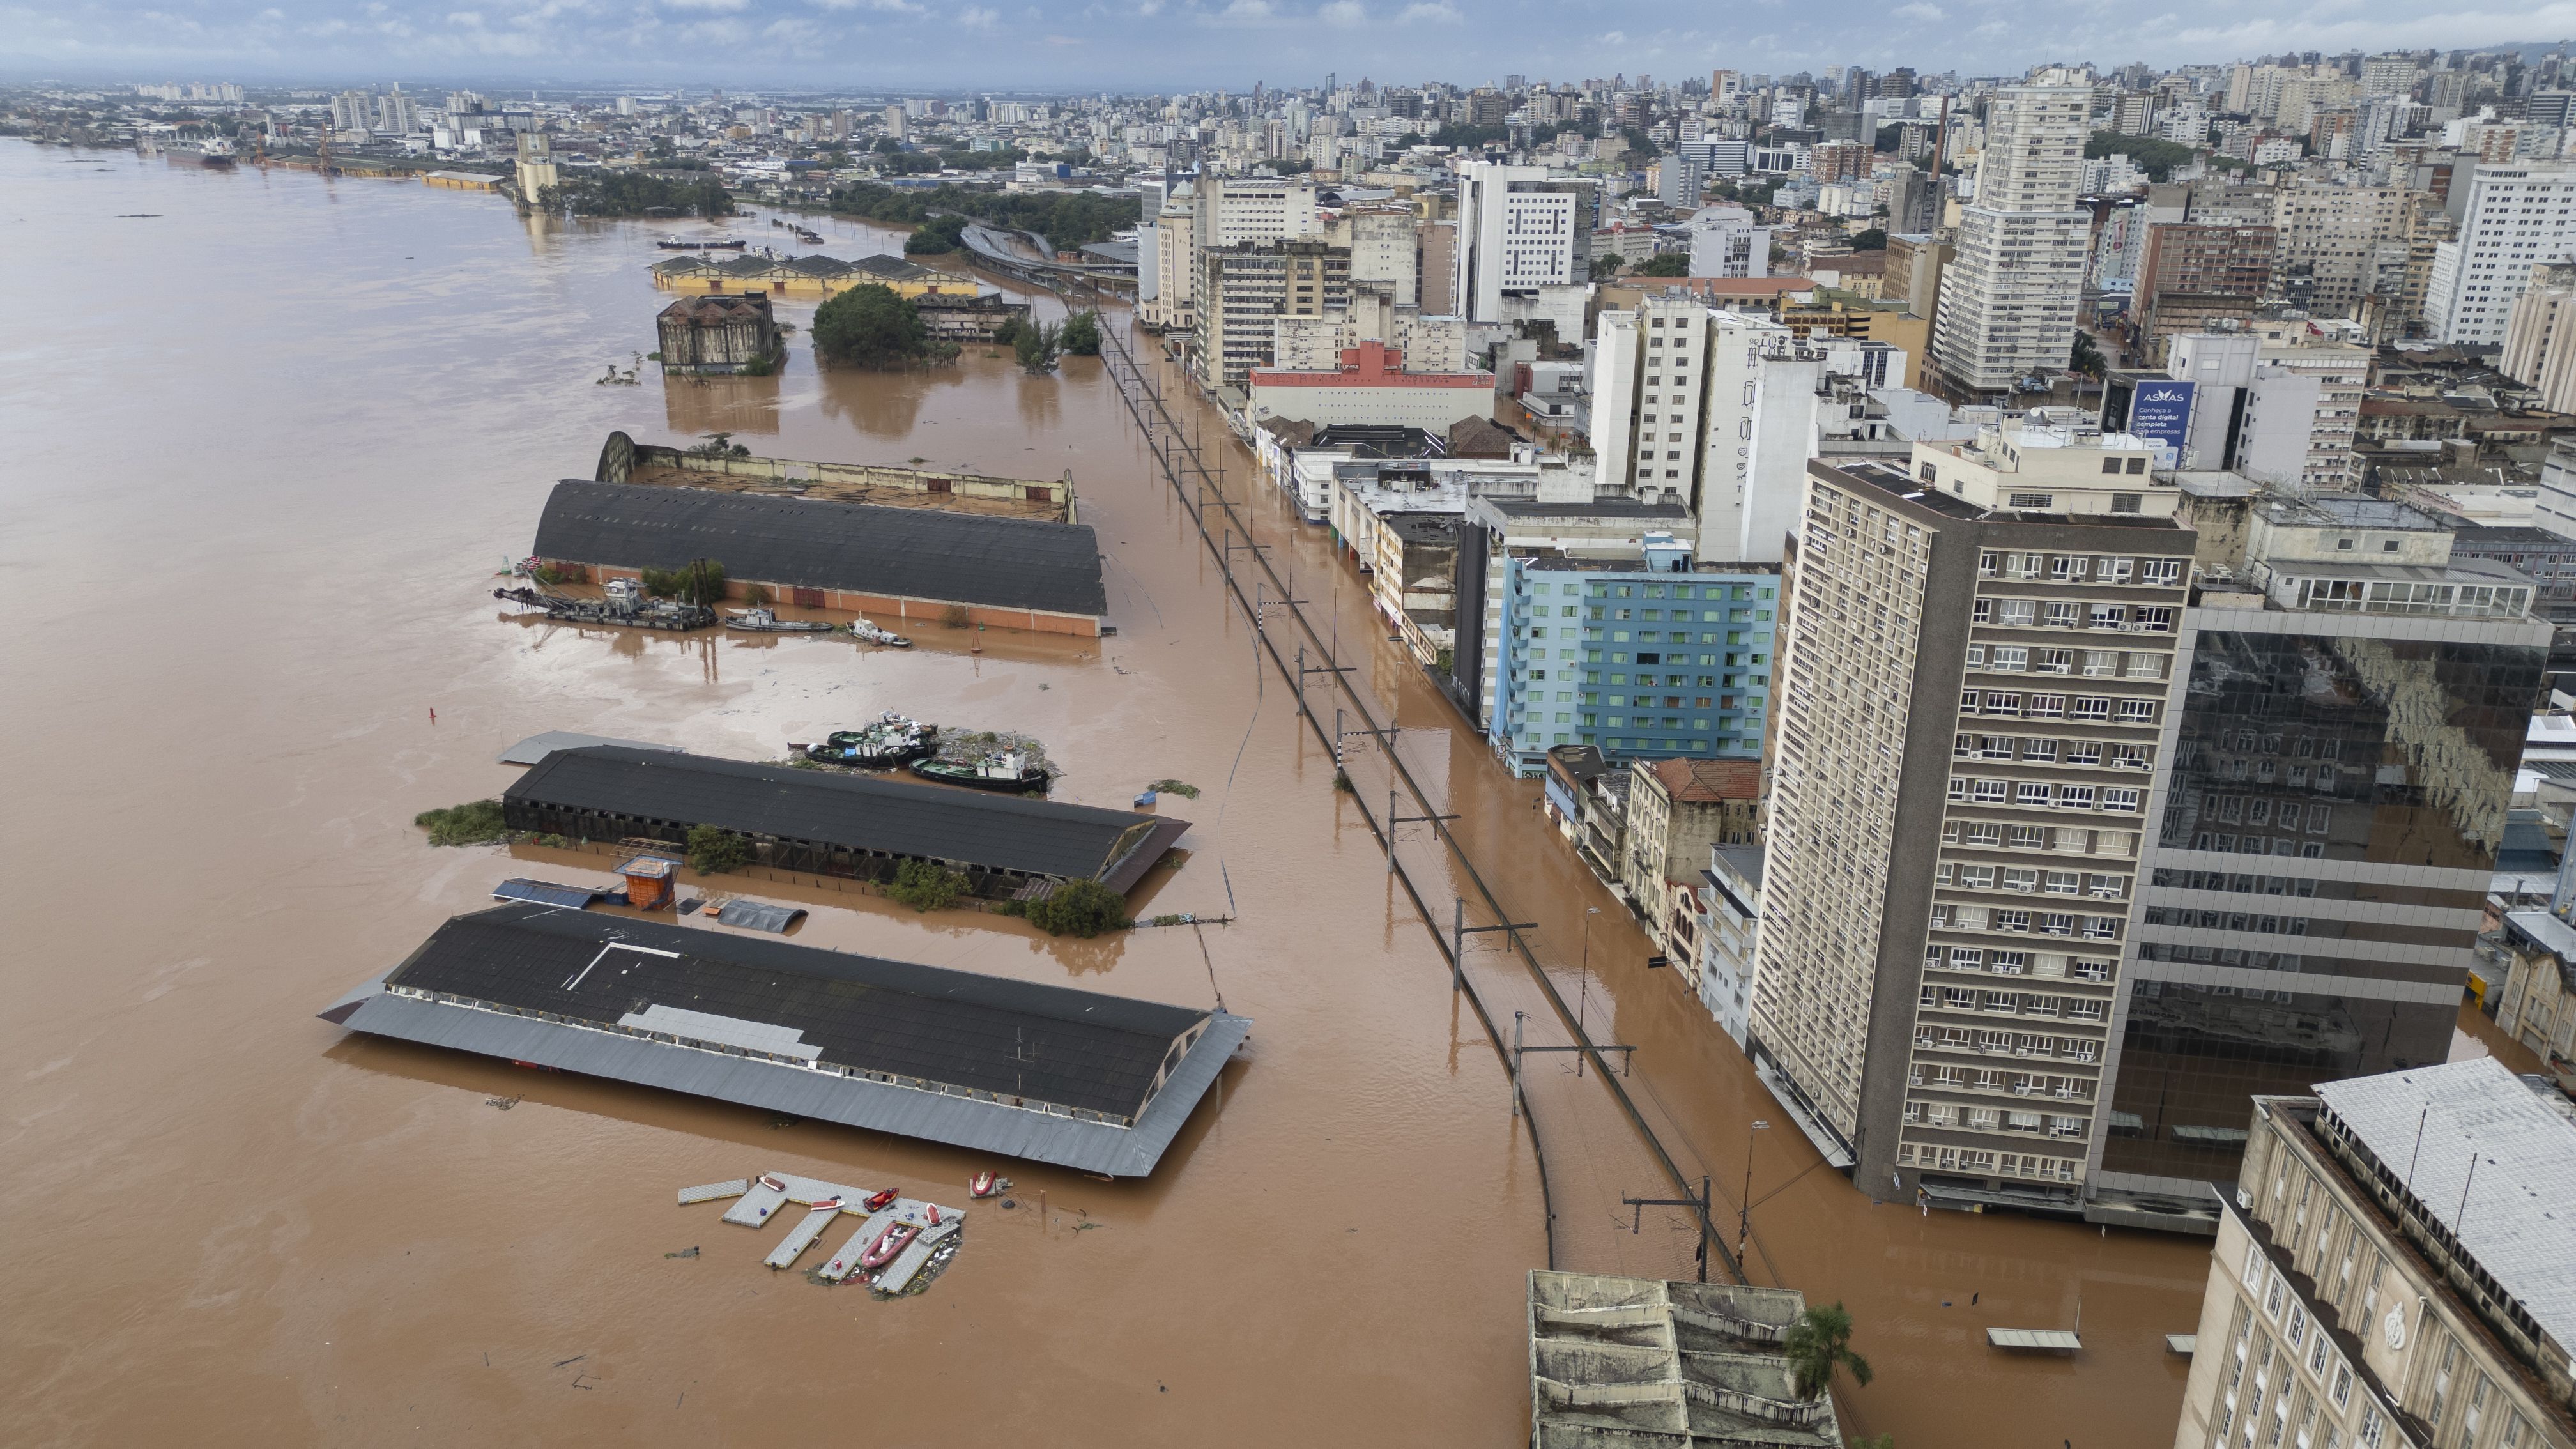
left=1738, top=1119, right=1769, bottom=1265
left=1576, top=907, right=1600, bottom=1077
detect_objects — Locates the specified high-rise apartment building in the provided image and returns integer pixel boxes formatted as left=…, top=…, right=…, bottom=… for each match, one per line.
left=2425, top=164, right=2576, bottom=346
left=2093, top=496, right=2546, bottom=1213
left=1338, top=204, right=1421, bottom=309
left=2503, top=260, right=2576, bottom=415
left=2136, top=220, right=2281, bottom=362
left=1194, top=239, right=1351, bottom=388
left=1929, top=76, right=2094, bottom=394
left=1453, top=162, right=1584, bottom=323
left=2171, top=1059, right=2576, bottom=1449
left=1190, top=174, right=1322, bottom=249
left=1750, top=427, right=2194, bottom=1196
left=330, top=89, right=374, bottom=134
left=2270, top=181, right=2411, bottom=319
left=1684, top=205, right=1771, bottom=279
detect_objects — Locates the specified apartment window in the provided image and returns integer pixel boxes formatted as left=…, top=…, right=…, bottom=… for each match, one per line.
left=2009, top=492, right=2054, bottom=509
left=2027, top=694, right=2066, bottom=718
left=1997, top=599, right=2037, bottom=627
left=2117, top=700, right=2157, bottom=724
left=2087, top=604, right=2126, bottom=629
left=2125, top=653, right=2164, bottom=680
left=2070, top=697, right=2112, bottom=721
left=1992, top=647, right=2029, bottom=672
left=2016, top=782, right=2053, bottom=806
left=2141, top=558, right=2182, bottom=585
left=1986, top=692, right=2023, bottom=714
left=2044, top=870, right=2080, bottom=894
left=2103, top=788, right=2142, bottom=813
left=2022, top=740, right=2058, bottom=764
left=2050, top=556, right=2088, bottom=581
left=1972, top=780, right=2009, bottom=804
left=1973, top=599, right=1993, bottom=624
left=2035, top=649, right=2073, bottom=674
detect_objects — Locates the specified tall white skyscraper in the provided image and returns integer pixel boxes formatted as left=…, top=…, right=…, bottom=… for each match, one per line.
left=1453, top=161, right=1581, bottom=323
left=2425, top=164, right=2576, bottom=347
left=1928, top=74, right=2092, bottom=394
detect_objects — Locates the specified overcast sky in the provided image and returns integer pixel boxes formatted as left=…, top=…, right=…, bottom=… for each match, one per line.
left=2, top=0, right=2565, bottom=91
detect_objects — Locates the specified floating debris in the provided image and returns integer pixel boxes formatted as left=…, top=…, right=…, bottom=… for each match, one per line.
left=484, top=1095, right=521, bottom=1110
left=1146, top=779, right=1202, bottom=799
left=664, top=1246, right=700, bottom=1259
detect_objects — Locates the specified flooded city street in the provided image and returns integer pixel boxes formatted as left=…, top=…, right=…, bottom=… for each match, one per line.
left=1, top=139, right=2216, bottom=1445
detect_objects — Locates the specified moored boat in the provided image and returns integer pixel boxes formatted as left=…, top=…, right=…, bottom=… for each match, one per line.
left=969, top=1171, right=996, bottom=1199
left=802, top=712, right=938, bottom=768
left=862, top=1188, right=898, bottom=1213
left=759, top=1173, right=788, bottom=1192
left=859, top=1222, right=917, bottom=1269
left=910, top=751, right=1049, bottom=795
left=725, top=606, right=835, bottom=634
left=847, top=619, right=912, bottom=647
left=809, top=1195, right=845, bottom=1213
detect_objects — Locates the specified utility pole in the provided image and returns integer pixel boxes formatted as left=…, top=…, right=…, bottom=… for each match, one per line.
left=1623, top=1176, right=1717, bottom=1282
left=1452, top=898, right=1537, bottom=993
left=1390, top=788, right=1459, bottom=874
left=1738, top=1119, right=1769, bottom=1264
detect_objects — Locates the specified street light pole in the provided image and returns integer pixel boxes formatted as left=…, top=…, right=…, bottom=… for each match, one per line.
left=1738, top=1119, right=1769, bottom=1265
left=1576, top=906, right=1600, bottom=1077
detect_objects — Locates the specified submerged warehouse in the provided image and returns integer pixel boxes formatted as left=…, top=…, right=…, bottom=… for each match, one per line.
left=321, top=904, right=1250, bottom=1175
left=530, top=480, right=1109, bottom=636
left=503, top=746, right=1191, bottom=901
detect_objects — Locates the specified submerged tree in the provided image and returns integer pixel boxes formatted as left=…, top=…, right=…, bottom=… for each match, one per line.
left=1059, top=310, right=1102, bottom=357
left=1783, top=1302, right=1873, bottom=1402
left=1013, top=319, right=1063, bottom=373
left=813, top=282, right=938, bottom=368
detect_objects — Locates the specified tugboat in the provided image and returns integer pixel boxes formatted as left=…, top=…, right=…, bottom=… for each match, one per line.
left=847, top=619, right=912, bottom=648
left=802, top=712, right=938, bottom=768
left=910, top=750, right=1050, bottom=795
left=493, top=576, right=716, bottom=632
left=724, top=606, right=835, bottom=634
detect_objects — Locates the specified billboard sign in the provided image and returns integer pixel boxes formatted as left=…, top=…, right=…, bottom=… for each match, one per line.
left=2128, top=380, right=2196, bottom=451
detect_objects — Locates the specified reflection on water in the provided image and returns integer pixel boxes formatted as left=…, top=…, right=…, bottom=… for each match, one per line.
left=661, top=369, right=783, bottom=436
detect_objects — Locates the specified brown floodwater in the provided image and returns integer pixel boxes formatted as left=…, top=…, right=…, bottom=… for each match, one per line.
left=0, top=140, right=2212, bottom=1447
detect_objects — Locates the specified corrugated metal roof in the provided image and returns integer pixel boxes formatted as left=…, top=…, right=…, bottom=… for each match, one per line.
left=383, top=904, right=1203, bottom=1117
left=507, top=746, right=1191, bottom=887
left=531, top=480, right=1107, bottom=619
left=497, top=730, right=679, bottom=766
left=491, top=878, right=608, bottom=909
left=2313, top=1057, right=2576, bottom=1353
left=325, top=959, right=1249, bottom=1177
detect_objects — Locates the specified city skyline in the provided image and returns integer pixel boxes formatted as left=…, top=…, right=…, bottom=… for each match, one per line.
left=3, top=0, right=2571, bottom=91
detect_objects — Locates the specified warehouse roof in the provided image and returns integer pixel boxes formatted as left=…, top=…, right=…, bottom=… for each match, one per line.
left=532, top=480, right=1107, bottom=618
left=506, top=746, right=1189, bottom=891
left=321, top=905, right=1250, bottom=1174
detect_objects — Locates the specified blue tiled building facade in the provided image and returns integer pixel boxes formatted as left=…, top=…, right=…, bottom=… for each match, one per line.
left=1491, top=544, right=1781, bottom=776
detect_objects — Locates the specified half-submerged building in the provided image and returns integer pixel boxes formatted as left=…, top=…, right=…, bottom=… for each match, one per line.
left=321, top=903, right=1250, bottom=1176
left=503, top=746, right=1190, bottom=902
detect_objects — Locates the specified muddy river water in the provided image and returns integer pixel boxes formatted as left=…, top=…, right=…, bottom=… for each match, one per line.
left=1, top=139, right=2234, bottom=1446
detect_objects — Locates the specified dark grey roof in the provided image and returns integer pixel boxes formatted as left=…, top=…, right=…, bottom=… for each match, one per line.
left=1483, top=497, right=1692, bottom=519
left=533, top=482, right=1107, bottom=618
left=507, top=746, right=1190, bottom=890
left=321, top=905, right=1249, bottom=1176
left=382, top=905, right=1196, bottom=1114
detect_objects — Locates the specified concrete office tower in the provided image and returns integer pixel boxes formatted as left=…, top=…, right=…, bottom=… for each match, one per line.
left=1656, top=150, right=1706, bottom=209
left=2093, top=497, right=2547, bottom=1219
left=2426, top=164, right=2576, bottom=346
left=1750, top=424, right=2194, bottom=1203
left=2172, top=1059, right=2576, bottom=1449
left=1928, top=76, right=2092, bottom=395
left=1454, top=161, right=1583, bottom=323
left=1191, top=174, right=1322, bottom=249
left=1684, top=206, right=1771, bottom=279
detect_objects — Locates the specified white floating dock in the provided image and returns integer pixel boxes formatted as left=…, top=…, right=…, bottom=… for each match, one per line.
left=1988, top=1328, right=2083, bottom=1353
left=875, top=1219, right=961, bottom=1294
left=678, top=1179, right=749, bottom=1206
left=766, top=1206, right=843, bottom=1268
left=818, top=1221, right=881, bottom=1282
left=723, top=1178, right=792, bottom=1227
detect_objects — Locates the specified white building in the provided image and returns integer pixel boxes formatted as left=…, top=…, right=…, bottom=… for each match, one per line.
left=2425, top=163, right=2576, bottom=347
left=1192, top=174, right=1322, bottom=249
left=1685, top=205, right=1771, bottom=278
left=1929, top=74, right=2094, bottom=393
left=1454, top=161, right=1583, bottom=323
left=1694, top=844, right=1763, bottom=1046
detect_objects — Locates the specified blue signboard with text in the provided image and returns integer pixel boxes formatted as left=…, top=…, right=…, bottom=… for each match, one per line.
left=2127, top=380, right=2196, bottom=451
